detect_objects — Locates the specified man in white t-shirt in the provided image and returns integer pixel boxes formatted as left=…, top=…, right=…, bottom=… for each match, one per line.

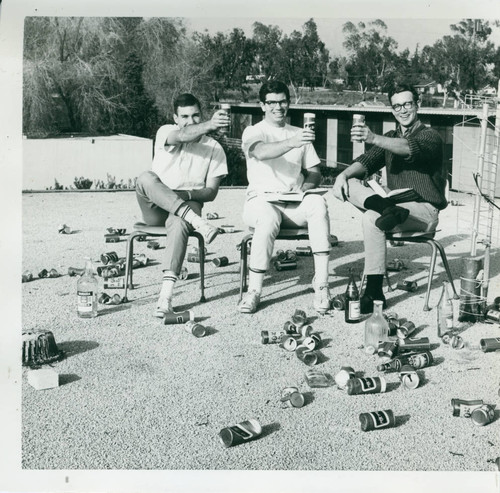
left=239, top=81, right=332, bottom=315
left=135, top=93, right=229, bottom=317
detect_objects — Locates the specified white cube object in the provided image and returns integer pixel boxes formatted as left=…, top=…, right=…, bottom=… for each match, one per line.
left=27, top=369, right=59, bottom=390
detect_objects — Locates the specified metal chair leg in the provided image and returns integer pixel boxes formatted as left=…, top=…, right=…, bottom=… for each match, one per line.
left=239, top=235, right=251, bottom=302
left=435, top=241, right=459, bottom=299
left=423, top=240, right=439, bottom=311
left=123, top=231, right=140, bottom=302
left=195, top=232, right=206, bottom=303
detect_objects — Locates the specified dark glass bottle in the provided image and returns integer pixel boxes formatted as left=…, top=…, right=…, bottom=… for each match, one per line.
left=345, top=269, right=361, bottom=324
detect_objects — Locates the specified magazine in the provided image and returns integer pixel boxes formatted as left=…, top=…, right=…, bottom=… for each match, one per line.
left=367, top=179, right=422, bottom=203
left=263, top=188, right=329, bottom=203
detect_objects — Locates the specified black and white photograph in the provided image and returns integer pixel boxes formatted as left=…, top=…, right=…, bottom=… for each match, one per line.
left=2, top=0, right=500, bottom=492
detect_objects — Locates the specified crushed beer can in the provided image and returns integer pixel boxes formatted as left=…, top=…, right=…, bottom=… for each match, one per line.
left=451, top=398, right=484, bottom=418
left=147, top=240, right=160, bottom=250
left=387, top=259, right=405, bottom=271
left=38, top=269, right=48, bottom=278
left=390, top=239, right=405, bottom=247
left=280, top=387, right=305, bottom=408
left=295, top=345, right=318, bottom=366
left=58, top=223, right=71, bottom=234
left=450, top=335, right=465, bottom=349
left=377, top=340, right=399, bottom=359
left=396, top=280, right=418, bottom=292
left=187, top=253, right=201, bottom=263
left=48, top=268, right=60, bottom=278
left=331, top=293, right=346, bottom=311
left=399, top=364, right=419, bottom=390
left=219, top=225, right=235, bottom=233
left=219, top=419, right=262, bottom=447
left=334, top=366, right=355, bottom=390
left=471, top=404, right=495, bottom=426
left=68, top=266, right=84, bottom=277
left=206, top=212, right=219, bottom=220
left=397, top=320, right=416, bottom=339
left=283, top=321, right=298, bottom=334
left=22, top=270, right=34, bottom=283
left=359, top=409, right=395, bottom=432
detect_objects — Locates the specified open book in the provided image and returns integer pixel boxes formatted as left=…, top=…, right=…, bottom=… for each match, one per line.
left=263, top=188, right=329, bottom=203
left=367, top=179, right=422, bottom=204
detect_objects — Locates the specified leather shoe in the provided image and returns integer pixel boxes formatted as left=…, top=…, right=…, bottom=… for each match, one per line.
left=360, top=293, right=387, bottom=314
left=375, top=206, right=410, bottom=232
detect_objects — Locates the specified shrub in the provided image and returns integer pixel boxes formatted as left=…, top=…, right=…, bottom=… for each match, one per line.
left=73, top=176, right=93, bottom=189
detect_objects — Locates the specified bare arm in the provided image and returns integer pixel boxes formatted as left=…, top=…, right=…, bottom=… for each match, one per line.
left=332, top=161, right=366, bottom=201
left=176, top=176, right=222, bottom=204
left=351, top=124, right=410, bottom=156
left=249, top=128, right=315, bottom=160
left=301, top=165, right=322, bottom=191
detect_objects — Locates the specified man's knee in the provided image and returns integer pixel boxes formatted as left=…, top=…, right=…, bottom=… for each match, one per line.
left=136, top=170, right=160, bottom=193
left=362, top=209, right=381, bottom=230
left=166, top=214, right=191, bottom=235
left=303, top=194, right=328, bottom=215
left=254, top=210, right=281, bottom=236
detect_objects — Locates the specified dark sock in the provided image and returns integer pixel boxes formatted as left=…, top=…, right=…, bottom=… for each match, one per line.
left=375, top=206, right=410, bottom=232
left=365, top=274, right=384, bottom=296
left=364, top=195, right=394, bottom=214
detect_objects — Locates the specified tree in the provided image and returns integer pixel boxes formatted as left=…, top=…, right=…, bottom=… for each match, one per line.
left=251, top=22, right=283, bottom=79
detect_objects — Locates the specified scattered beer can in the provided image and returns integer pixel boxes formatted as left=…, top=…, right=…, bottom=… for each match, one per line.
left=219, top=225, right=235, bottom=233
left=302, top=333, right=322, bottom=351
left=387, top=259, right=405, bottom=272
left=347, top=376, right=386, bottom=395
left=98, top=292, right=111, bottom=304
left=136, top=235, right=148, bottom=242
left=274, top=260, right=297, bottom=271
left=187, top=253, right=201, bottom=263
left=206, top=212, right=219, bottom=220
left=212, top=256, right=229, bottom=267
left=305, top=369, right=331, bottom=388
left=300, top=325, right=314, bottom=338
left=396, top=280, right=418, bottom=292
left=484, top=308, right=500, bottom=322
left=67, top=266, right=84, bottom=277
left=190, top=246, right=207, bottom=256
left=451, top=398, right=484, bottom=418
left=329, top=234, right=339, bottom=247
left=103, top=277, right=125, bottom=289
left=331, top=293, right=346, bottom=311
left=480, top=337, right=500, bottom=353
left=147, top=240, right=160, bottom=250
left=407, top=351, right=434, bottom=369
left=295, top=246, right=312, bottom=256
left=283, top=321, right=298, bottom=334
left=399, top=364, right=420, bottom=390
left=397, top=321, right=416, bottom=339
left=22, top=270, right=34, bottom=283
left=280, top=335, right=300, bottom=352
left=334, top=366, right=355, bottom=390
left=261, top=330, right=287, bottom=344
left=48, top=268, right=60, bottom=278
left=441, top=331, right=453, bottom=345
left=58, top=223, right=71, bottom=234
left=178, top=266, right=189, bottom=280
left=398, top=337, right=431, bottom=352
left=295, top=345, right=318, bottom=366
left=291, top=309, right=307, bottom=327
left=163, top=310, right=194, bottom=325
left=100, top=251, right=119, bottom=265
left=184, top=320, right=207, bottom=338
left=219, top=419, right=262, bottom=447
left=377, top=341, right=399, bottom=359
left=450, top=335, right=464, bottom=350
left=390, top=239, right=405, bottom=247
left=38, top=269, right=48, bottom=278
left=359, top=409, right=395, bottom=432
left=280, top=387, right=305, bottom=408
left=471, top=404, right=495, bottom=426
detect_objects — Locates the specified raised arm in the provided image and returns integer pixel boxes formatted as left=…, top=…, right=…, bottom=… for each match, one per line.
left=248, top=128, right=315, bottom=160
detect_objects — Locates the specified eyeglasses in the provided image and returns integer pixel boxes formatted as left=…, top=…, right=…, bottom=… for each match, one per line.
left=264, top=99, right=289, bottom=107
left=391, top=101, right=415, bottom=112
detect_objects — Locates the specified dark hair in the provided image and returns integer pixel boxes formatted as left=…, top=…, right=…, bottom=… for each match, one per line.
left=173, top=93, right=201, bottom=114
left=259, top=80, right=290, bottom=103
left=387, top=83, right=419, bottom=105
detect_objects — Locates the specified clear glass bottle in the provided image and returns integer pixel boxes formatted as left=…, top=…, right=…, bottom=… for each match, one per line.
left=345, top=269, right=361, bottom=324
left=437, top=281, right=453, bottom=337
left=77, top=257, right=98, bottom=318
left=364, top=300, right=389, bottom=354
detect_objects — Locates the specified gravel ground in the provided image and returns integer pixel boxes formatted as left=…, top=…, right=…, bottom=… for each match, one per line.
left=19, top=189, right=500, bottom=477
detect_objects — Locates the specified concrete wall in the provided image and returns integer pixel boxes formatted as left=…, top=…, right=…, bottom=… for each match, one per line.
left=23, top=134, right=152, bottom=190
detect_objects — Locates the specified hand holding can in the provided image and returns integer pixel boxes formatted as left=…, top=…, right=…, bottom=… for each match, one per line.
left=351, top=114, right=365, bottom=142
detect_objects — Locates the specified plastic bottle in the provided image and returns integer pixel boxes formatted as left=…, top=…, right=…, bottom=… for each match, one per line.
left=345, top=269, right=361, bottom=324
left=437, top=281, right=454, bottom=337
left=364, top=300, right=389, bottom=354
left=77, top=258, right=98, bottom=318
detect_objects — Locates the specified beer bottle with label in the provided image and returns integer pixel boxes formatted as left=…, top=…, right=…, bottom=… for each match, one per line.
left=437, top=281, right=454, bottom=337
left=77, top=257, right=98, bottom=318
left=345, top=269, right=361, bottom=324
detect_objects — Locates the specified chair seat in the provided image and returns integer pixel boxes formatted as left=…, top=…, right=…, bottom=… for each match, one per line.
left=386, top=230, right=436, bottom=241
left=133, top=222, right=167, bottom=235
left=247, top=227, right=309, bottom=239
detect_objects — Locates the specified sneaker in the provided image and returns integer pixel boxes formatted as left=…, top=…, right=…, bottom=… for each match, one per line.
left=314, top=282, right=331, bottom=314
left=238, top=290, right=261, bottom=314
left=195, top=222, right=220, bottom=245
left=154, top=298, right=173, bottom=318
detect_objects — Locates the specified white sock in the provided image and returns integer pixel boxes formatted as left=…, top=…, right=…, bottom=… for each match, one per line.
left=248, top=269, right=265, bottom=294
left=158, top=271, right=177, bottom=303
left=177, top=204, right=204, bottom=229
left=313, top=252, right=330, bottom=286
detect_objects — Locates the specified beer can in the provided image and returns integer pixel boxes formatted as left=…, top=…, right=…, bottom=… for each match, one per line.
left=450, top=335, right=464, bottom=349
left=190, top=246, right=207, bottom=256
left=329, top=234, right=339, bottom=247
left=407, top=351, right=434, bottom=369
left=147, top=240, right=160, bottom=250
left=220, top=103, right=231, bottom=135
left=387, top=259, right=405, bottom=272
left=212, top=256, right=229, bottom=267
left=280, top=387, right=305, bottom=408
left=377, top=340, right=399, bottom=359
left=397, top=321, right=416, bottom=339
left=484, top=309, right=500, bottom=322
left=219, top=419, right=262, bottom=448
left=58, top=223, right=70, bottom=234
left=184, top=320, right=207, bottom=338
left=451, top=398, right=484, bottom=418
left=98, top=292, right=110, bottom=304
left=303, top=112, right=315, bottom=130
left=220, top=225, right=235, bottom=233
left=163, top=310, right=194, bottom=325
left=347, top=376, right=386, bottom=395
left=136, top=235, right=147, bottom=242
left=280, top=335, right=300, bottom=352
left=398, top=337, right=431, bottom=352
left=305, top=369, right=331, bottom=388
left=295, top=345, right=318, bottom=366
left=390, top=239, right=405, bottom=247
left=104, top=277, right=125, bottom=289
left=291, top=309, right=307, bottom=327
left=111, top=293, right=123, bottom=305
left=206, top=212, right=219, bottom=220
left=302, top=333, right=322, bottom=351
left=38, top=269, right=48, bottom=278
left=105, top=234, right=120, bottom=243
left=261, top=330, right=287, bottom=344
left=480, top=337, right=500, bottom=353
left=68, top=267, right=84, bottom=277
left=178, top=266, right=189, bottom=280
left=359, top=409, right=395, bottom=432
left=274, top=260, right=297, bottom=271
left=351, top=114, right=365, bottom=143
left=331, top=293, right=346, bottom=311
left=47, top=268, right=60, bottom=278
left=300, top=325, right=314, bottom=338
left=295, top=246, right=312, bottom=256
left=187, top=253, right=201, bottom=263
left=283, top=321, right=298, bottom=334
left=441, top=331, right=453, bottom=345
left=399, top=365, right=420, bottom=390
left=397, top=280, right=418, bottom=292
left=22, top=270, right=34, bottom=283
left=100, top=251, right=119, bottom=265
left=471, top=404, right=495, bottom=426
left=334, top=366, right=355, bottom=390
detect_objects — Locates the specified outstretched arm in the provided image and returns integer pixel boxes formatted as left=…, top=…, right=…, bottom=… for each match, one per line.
left=249, top=128, right=315, bottom=160
left=351, top=124, right=410, bottom=156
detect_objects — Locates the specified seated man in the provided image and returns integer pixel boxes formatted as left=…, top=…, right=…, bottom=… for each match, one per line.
left=238, top=80, right=332, bottom=315
left=333, top=82, right=447, bottom=313
left=135, top=93, right=229, bottom=317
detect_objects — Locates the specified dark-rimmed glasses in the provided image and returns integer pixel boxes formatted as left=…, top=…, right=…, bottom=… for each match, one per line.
left=264, top=99, right=289, bottom=107
left=391, top=101, right=415, bottom=112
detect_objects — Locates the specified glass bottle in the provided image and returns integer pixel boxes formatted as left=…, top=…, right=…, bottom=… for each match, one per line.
left=364, top=300, right=389, bottom=354
left=437, top=281, right=453, bottom=337
left=77, top=257, right=98, bottom=318
left=345, top=269, right=361, bottom=323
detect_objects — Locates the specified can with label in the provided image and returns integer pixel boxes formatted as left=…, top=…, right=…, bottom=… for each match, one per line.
left=347, top=376, right=387, bottom=395
left=334, top=366, right=355, bottom=390
left=261, top=330, right=287, bottom=344
left=351, top=114, right=365, bottom=143
left=163, top=310, right=194, bottom=325
left=398, top=337, right=431, bottom=352
left=212, top=256, right=229, bottom=267
left=484, top=309, right=500, bottom=322
left=407, top=351, right=434, bottom=369
left=220, top=103, right=231, bottom=135
left=450, top=334, right=464, bottom=349
left=303, top=112, right=315, bottom=131
left=397, top=320, right=416, bottom=339
left=295, top=246, right=312, bottom=256
left=280, top=387, right=305, bottom=408
left=399, top=364, right=420, bottom=390
left=359, top=409, right=395, bottom=431
left=100, top=251, right=119, bottom=265
left=377, top=340, right=399, bottom=359
left=220, top=225, right=235, bottom=233
left=471, top=404, right=495, bottom=426
left=219, top=419, right=262, bottom=448
left=480, top=337, right=500, bottom=353
left=397, top=280, right=418, bottom=292
left=283, top=321, right=298, bottom=334
left=305, top=369, right=331, bottom=388
left=187, top=253, right=201, bottom=263
left=103, top=277, right=125, bottom=289
left=451, top=398, right=484, bottom=418
left=184, top=320, right=207, bottom=338
left=331, top=293, right=346, bottom=311
left=295, top=345, right=318, bottom=366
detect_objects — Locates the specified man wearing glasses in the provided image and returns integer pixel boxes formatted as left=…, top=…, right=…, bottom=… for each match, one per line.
left=238, top=80, right=332, bottom=314
left=332, top=82, right=447, bottom=313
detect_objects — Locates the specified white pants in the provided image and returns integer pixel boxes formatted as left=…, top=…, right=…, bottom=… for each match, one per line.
left=242, top=194, right=331, bottom=271
left=347, top=179, right=439, bottom=275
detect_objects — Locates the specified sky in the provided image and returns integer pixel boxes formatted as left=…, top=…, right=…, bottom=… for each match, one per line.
left=186, top=17, right=500, bottom=57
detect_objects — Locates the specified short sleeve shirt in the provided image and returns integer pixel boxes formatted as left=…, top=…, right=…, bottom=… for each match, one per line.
left=242, top=120, right=320, bottom=194
left=151, top=124, right=228, bottom=190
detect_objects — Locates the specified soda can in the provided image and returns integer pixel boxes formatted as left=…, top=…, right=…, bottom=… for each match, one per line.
left=480, top=337, right=500, bottom=353
left=397, top=280, right=418, bottom=292
left=163, top=310, right=194, bottom=325
left=206, top=212, right=219, bottom=220
left=184, top=320, right=206, bottom=338
left=387, top=259, right=405, bottom=272
left=295, top=345, right=318, bottom=366
left=219, top=419, right=262, bottom=448
left=377, top=340, right=399, bottom=359
left=104, top=277, right=125, bottom=289
left=398, top=337, right=431, bottom=352
left=212, top=256, right=229, bottom=267
left=303, top=112, right=315, bottom=131
left=291, top=309, right=307, bottom=327
left=302, top=333, right=322, bottom=351
left=347, top=376, right=386, bottom=395
left=359, top=409, right=395, bottom=432
left=280, top=387, right=305, bottom=408
left=274, top=260, right=297, bottom=271
left=397, top=321, right=416, bottom=339
left=399, top=364, right=420, bottom=390
left=147, top=240, right=160, bottom=250
left=100, top=251, right=119, bottom=265
left=68, top=267, right=84, bottom=277
left=390, top=239, right=405, bottom=247
left=450, top=335, right=464, bottom=349
left=451, top=398, right=484, bottom=418
left=334, top=366, right=355, bottom=390
left=261, top=330, right=287, bottom=344
left=178, top=266, right=189, bottom=280
left=295, top=246, right=312, bottom=256
left=471, top=404, right=495, bottom=426
left=305, top=369, right=331, bottom=388
left=407, top=351, right=434, bottom=369
left=280, top=335, right=300, bottom=352
left=220, top=225, right=235, bottom=233
left=38, top=269, right=48, bottom=278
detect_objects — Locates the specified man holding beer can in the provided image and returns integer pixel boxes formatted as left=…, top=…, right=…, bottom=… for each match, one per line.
left=238, top=80, right=332, bottom=315
left=134, top=93, right=229, bottom=317
left=332, top=82, right=447, bottom=314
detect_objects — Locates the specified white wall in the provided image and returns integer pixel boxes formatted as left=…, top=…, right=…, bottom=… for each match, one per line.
left=23, top=134, right=152, bottom=190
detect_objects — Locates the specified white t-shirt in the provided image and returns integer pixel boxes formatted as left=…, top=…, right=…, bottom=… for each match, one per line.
left=151, top=124, right=228, bottom=190
left=242, top=119, right=320, bottom=195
